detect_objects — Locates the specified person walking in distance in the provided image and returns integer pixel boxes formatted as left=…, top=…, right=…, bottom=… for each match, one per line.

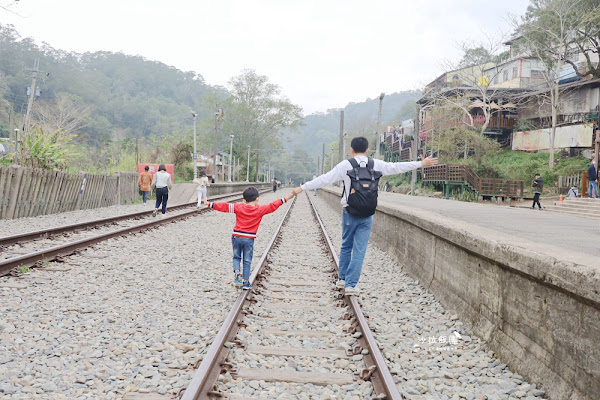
left=194, top=170, right=210, bottom=207
left=203, top=187, right=295, bottom=290
left=151, top=164, right=172, bottom=218
left=588, top=160, right=599, bottom=198
left=313, top=174, right=318, bottom=196
left=272, top=178, right=278, bottom=193
left=531, top=173, right=544, bottom=210
left=137, top=165, right=152, bottom=206
left=292, top=136, right=438, bottom=296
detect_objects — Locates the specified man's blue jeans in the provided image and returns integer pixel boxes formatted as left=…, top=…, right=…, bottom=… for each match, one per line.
left=232, top=236, right=254, bottom=281
left=589, top=181, right=599, bottom=198
left=338, top=209, right=373, bottom=288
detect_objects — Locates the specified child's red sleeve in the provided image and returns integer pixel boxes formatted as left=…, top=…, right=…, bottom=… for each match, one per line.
left=207, top=202, right=235, bottom=213
left=258, top=198, right=287, bottom=216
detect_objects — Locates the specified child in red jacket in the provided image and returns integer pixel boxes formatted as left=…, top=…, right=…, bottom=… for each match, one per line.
left=204, top=187, right=295, bottom=290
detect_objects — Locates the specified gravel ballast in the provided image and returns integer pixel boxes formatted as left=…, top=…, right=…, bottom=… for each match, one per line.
left=310, top=195, right=547, bottom=400
left=0, top=191, right=291, bottom=399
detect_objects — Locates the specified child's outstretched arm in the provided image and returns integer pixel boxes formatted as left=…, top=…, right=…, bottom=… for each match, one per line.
left=259, top=196, right=290, bottom=216
left=285, top=191, right=295, bottom=202
left=204, top=201, right=235, bottom=213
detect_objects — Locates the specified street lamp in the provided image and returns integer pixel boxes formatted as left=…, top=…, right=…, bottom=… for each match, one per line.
left=375, top=92, right=385, bottom=159
left=191, top=112, right=197, bottom=180
left=246, top=145, right=250, bottom=182
left=228, top=135, right=234, bottom=182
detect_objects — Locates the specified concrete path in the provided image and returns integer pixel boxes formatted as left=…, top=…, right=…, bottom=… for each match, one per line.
left=168, top=183, right=198, bottom=205
left=379, top=191, right=600, bottom=257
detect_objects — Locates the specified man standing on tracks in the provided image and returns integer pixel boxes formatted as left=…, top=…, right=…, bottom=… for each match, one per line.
left=292, top=136, right=438, bottom=296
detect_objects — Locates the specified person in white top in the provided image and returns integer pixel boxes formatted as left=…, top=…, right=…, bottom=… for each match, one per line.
left=150, top=164, right=173, bottom=217
left=292, top=136, right=438, bottom=295
left=194, top=170, right=210, bottom=207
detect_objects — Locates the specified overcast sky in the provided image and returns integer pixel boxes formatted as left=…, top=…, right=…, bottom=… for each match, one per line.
left=2, top=0, right=529, bottom=115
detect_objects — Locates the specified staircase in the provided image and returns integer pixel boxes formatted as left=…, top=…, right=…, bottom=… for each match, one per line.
left=544, top=198, right=600, bottom=220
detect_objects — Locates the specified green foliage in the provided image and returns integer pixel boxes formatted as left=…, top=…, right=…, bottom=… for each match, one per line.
left=514, top=119, right=538, bottom=132
left=464, top=149, right=589, bottom=190
left=18, top=128, right=72, bottom=169
left=17, top=265, right=30, bottom=274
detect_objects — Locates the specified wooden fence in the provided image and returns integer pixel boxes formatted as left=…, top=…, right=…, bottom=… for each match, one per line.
left=422, top=164, right=524, bottom=198
left=0, top=165, right=139, bottom=220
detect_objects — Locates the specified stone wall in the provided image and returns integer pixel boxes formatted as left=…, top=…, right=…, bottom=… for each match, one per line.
left=0, top=165, right=139, bottom=220
left=319, top=187, right=599, bottom=400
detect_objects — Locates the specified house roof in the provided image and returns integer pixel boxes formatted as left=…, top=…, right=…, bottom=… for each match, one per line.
left=512, top=77, right=600, bottom=100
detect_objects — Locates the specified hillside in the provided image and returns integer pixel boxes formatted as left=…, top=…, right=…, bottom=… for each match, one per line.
left=0, top=24, right=220, bottom=146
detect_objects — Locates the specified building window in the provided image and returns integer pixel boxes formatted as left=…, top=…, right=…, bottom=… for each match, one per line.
left=512, top=66, right=518, bottom=79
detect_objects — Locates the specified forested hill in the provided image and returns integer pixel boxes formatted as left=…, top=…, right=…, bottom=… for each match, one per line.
left=291, top=90, right=421, bottom=156
left=0, top=24, right=219, bottom=145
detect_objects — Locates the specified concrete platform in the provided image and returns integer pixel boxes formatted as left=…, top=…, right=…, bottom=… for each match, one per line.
left=370, top=190, right=600, bottom=257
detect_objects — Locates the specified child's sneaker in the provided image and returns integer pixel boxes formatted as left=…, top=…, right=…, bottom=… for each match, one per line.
left=242, top=281, right=252, bottom=290
left=336, top=279, right=345, bottom=288
left=234, top=271, right=242, bottom=287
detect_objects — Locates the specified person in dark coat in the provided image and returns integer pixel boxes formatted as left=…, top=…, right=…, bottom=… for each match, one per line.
left=588, top=160, right=598, bottom=198
left=531, top=173, right=544, bottom=210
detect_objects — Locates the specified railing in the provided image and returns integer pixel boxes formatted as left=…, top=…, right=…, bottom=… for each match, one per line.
left=488, top=116, right=516, bottom=129
left=422, top=164, right=524, bottom=198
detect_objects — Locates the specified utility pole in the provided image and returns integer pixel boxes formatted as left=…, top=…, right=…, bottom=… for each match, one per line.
left=213, top=107, right=223, bottom=182
left=228, top=135, right=234, bottom=182
left=13, top=128, right=19, bottom=165
left=321, top=143, right=326, bottom=175
left=192, top=112, right=197, bottom=180
left=316, top=156, right=320, bottom=175
left=338, top=110, right=344, bottom=163
left=24, top=59, right=42, bottom=136
left=343, top=132, right=347, bottom=161
left=375, top=92, right=385, bottom=159
left=246, top=146, right=250, bottom=182
left=411, top=104, right=421, bottom=196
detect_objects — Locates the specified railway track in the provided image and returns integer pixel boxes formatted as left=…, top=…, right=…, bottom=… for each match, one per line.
left=0, top=190, right=269, bottom=277
left=179, top=193, right=401, bottom=399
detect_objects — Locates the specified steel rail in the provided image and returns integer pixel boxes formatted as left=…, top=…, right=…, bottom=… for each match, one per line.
left=0, top=190, right=258, bottom=247
left=0, top=190, right=271, bottom=276
left=180, top=196, right=296, bottom=400
left=306, top=193, right=403, bottom=400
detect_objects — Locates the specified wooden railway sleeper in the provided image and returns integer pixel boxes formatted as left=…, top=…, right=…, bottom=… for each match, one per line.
left=231, top=339, right=246, bottom=349
left=220, top=362, right=238, bottom=375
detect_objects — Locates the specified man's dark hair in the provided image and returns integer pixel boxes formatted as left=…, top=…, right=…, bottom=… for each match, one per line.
left=158, top=164, right=166, bottom=171
left=535, top=173, right=541, bottom=177
left=243, top=187, right=260, bottom=202
left=144, top=165, right=149, bottom=171
left=350, top=136, right=369, bottom=153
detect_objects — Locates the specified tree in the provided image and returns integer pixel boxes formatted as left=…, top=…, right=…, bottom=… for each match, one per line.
left=32, top=92, right=90, bottom=136
left=515, top=0, right=583, bottom=169
left=426, top=38, right=512, bottom=163
left=221, top=69, right=302, bottom=181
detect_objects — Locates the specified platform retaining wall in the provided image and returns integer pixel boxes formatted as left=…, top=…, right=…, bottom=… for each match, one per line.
left=319, top=187, right=599, bottom=400
left=0, top=165, right=139, bottom=220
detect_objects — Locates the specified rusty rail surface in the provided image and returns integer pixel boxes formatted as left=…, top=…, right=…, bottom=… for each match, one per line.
left=180, top=196, right=297, bottom=400
left=306, top=193, right=403, bottom=400
left=0, top=190, right=269, bottom=276
left=422, top=164, right=524, bottom=197
left=0, top=191, right=253, bottom=247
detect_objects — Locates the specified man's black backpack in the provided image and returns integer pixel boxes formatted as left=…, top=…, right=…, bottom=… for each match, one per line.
left=343, top=158, right=382, bottom=217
